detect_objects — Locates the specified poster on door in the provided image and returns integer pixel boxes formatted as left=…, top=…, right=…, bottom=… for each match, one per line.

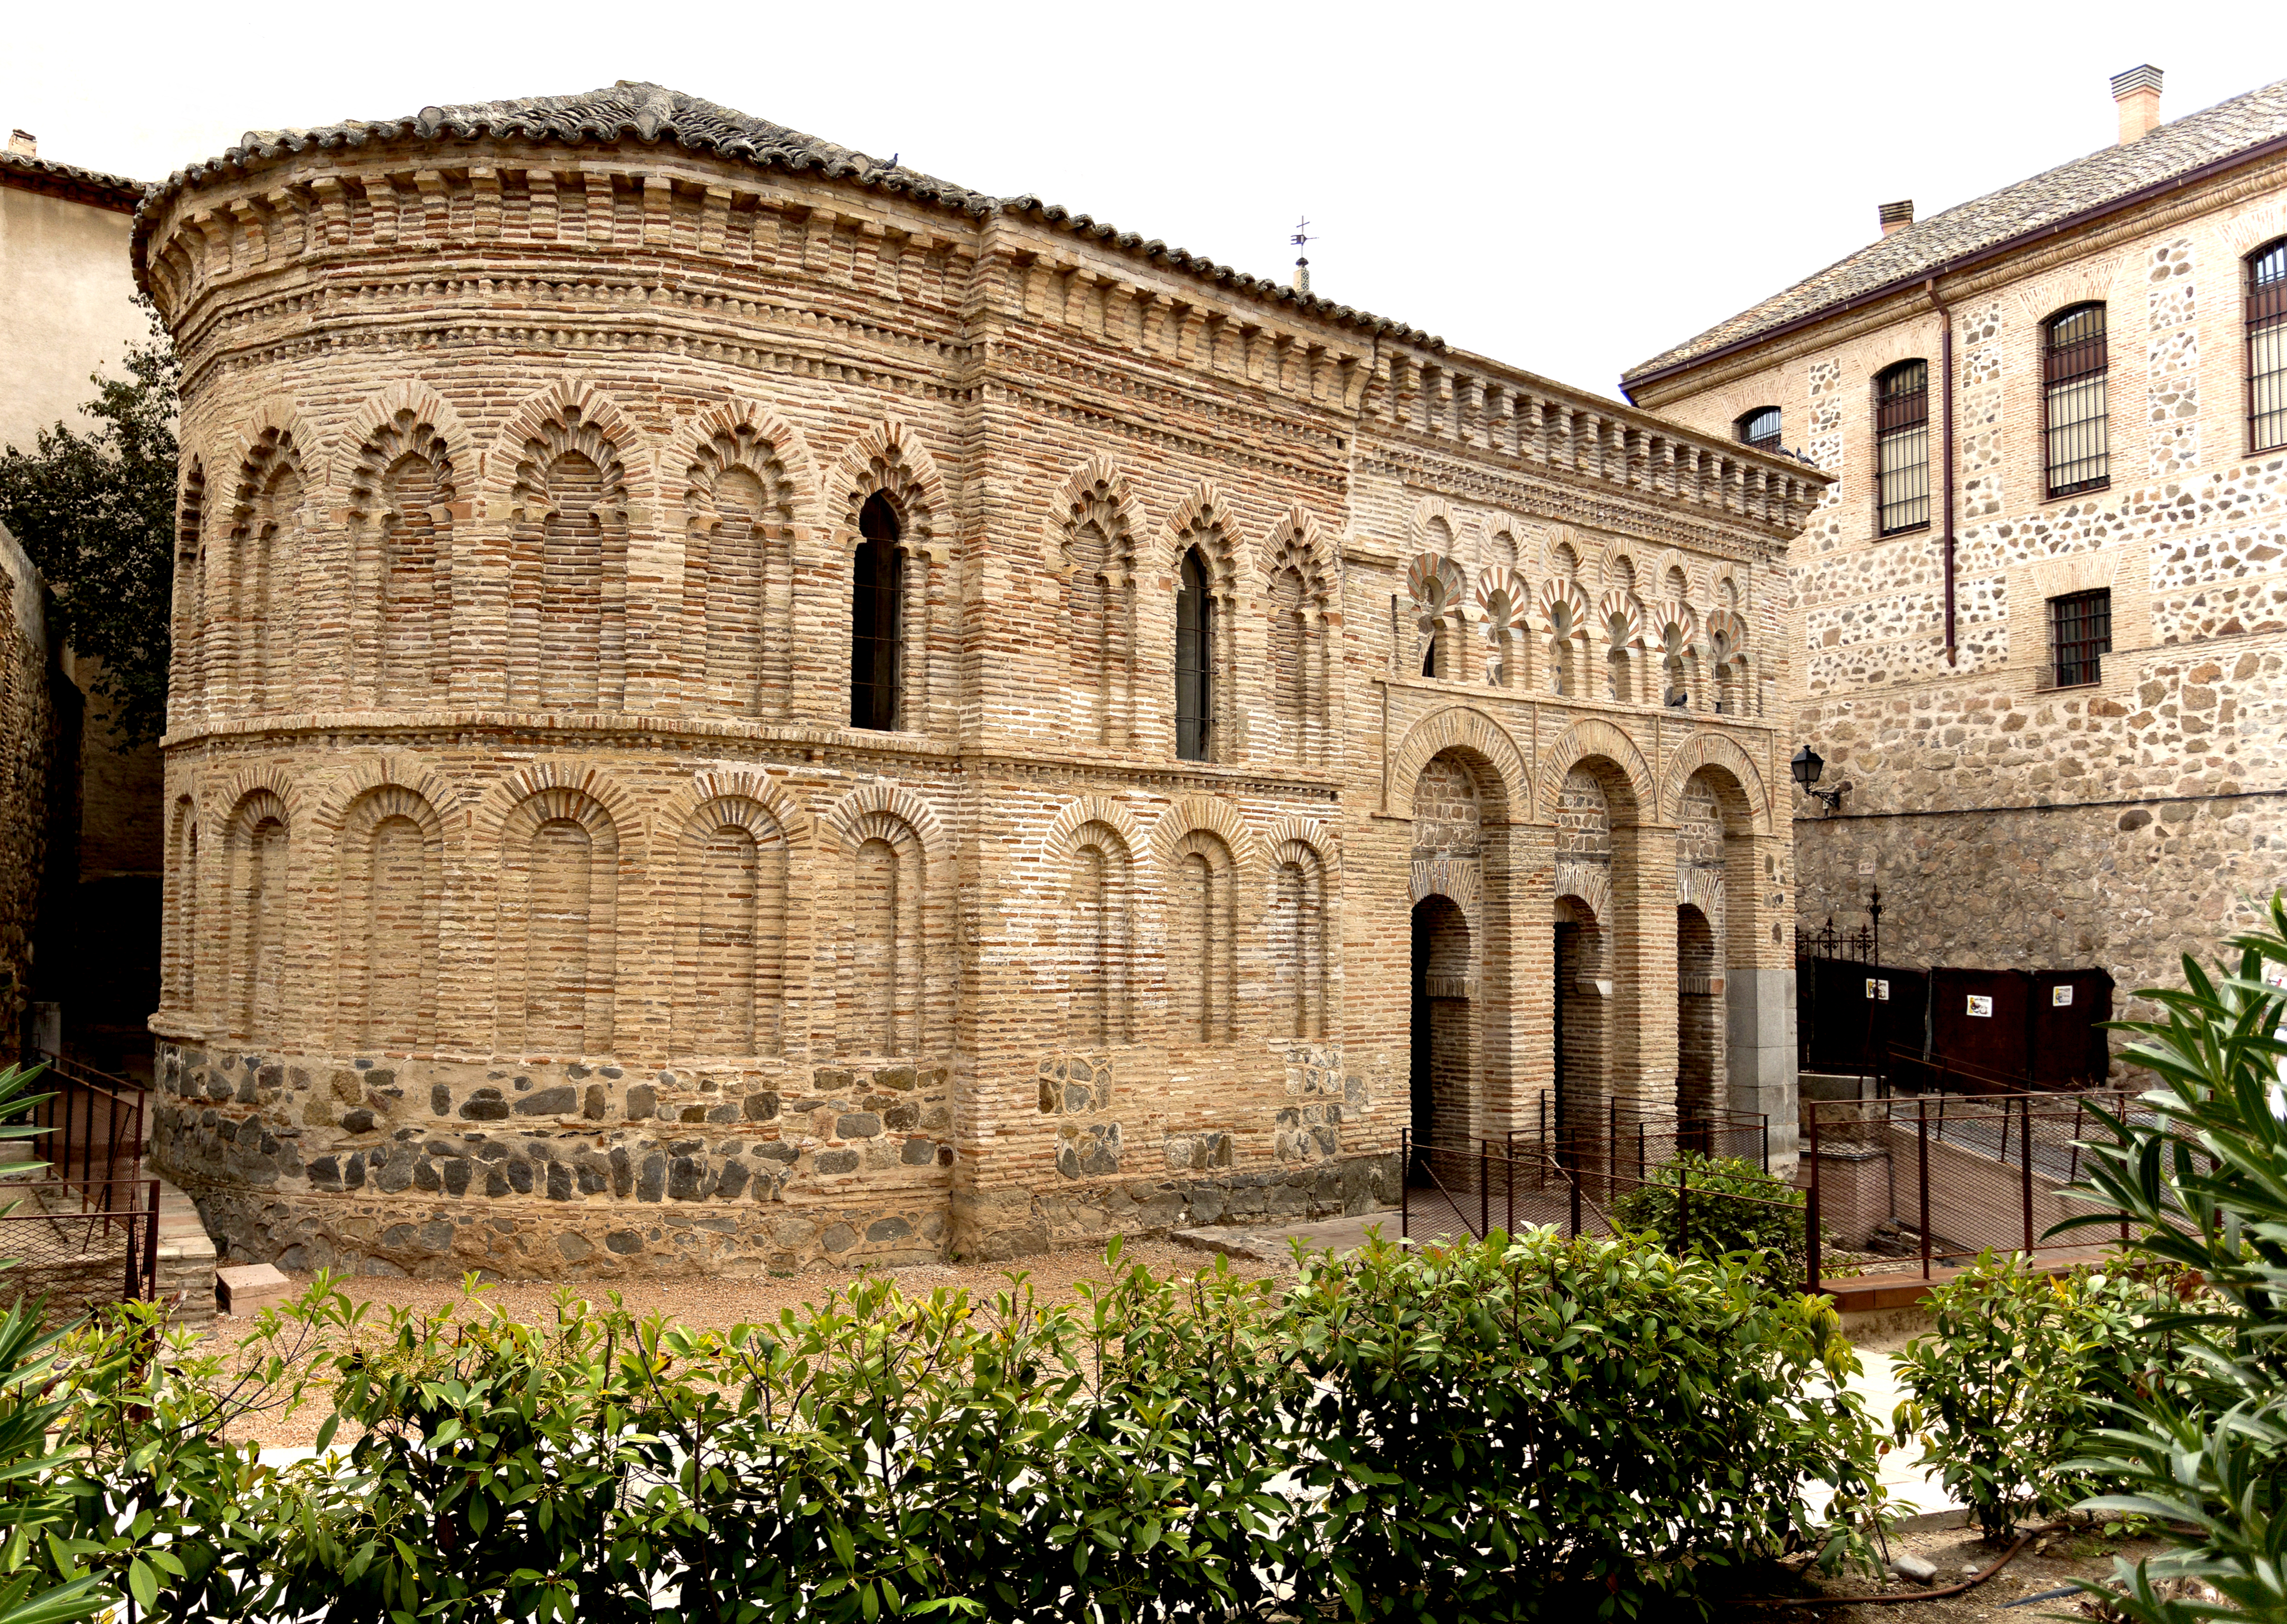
left=1966, top=995, right=1994, bottom=1018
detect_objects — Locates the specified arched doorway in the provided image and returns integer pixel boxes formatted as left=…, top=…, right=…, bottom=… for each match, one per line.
left=1410, top=894, right=1472, bottom=1161
left=1552, top=895, right=1607, bottom=1156
left=1676, top=903, right=1721, bottom=1128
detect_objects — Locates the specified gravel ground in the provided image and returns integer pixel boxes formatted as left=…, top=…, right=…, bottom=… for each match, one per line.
left=209, top=1239, right=1282, bottom=1449
left=1722, top=1525, right=2182, bottom=1620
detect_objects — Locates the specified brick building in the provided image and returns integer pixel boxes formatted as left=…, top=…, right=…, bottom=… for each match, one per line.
left=136, top=83, right=1825, bottom=1276
left=1625, top=69, right=2287, bottom=1048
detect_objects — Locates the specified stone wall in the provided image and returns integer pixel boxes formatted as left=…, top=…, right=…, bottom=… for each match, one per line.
left=133, top=85, right=1818, bottom=1275
left=0, top=523, right=50, bottom=1061
left=1638, top=159, right=2287, bottom=1043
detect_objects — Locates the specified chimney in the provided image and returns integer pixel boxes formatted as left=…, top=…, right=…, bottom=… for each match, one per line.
left=1879, top=200, right=1914, bottom=238
left=5, top=130, right=34, bottom=158
left=2112, top=64, right=2163, bottom=144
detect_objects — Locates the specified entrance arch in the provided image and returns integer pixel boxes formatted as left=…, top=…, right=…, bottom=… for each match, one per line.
left=1553, top=893, right=1608, bottom=1149
left=1676, top=903, right=1720, bottom=1124
left=1410, top=894, right=1472, bottom=1156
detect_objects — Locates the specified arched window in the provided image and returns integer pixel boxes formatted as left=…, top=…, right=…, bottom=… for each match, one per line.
left=1066, top=824, right=1133, bottom=1048
left=1734, top=406, right=1782, bottom=452
left=338, top=787, right=442, bottom=1053
left=671, top=801, right=790, bottom=1061
left=1874, top=361, right=1930, bottom=535
left=2249, top=238, right=2287, bottom=454
left=2043, top=304, right=2110, bottom=497
left=850, top=493, right=902, bottom=731
left=225, top=794, right=290, bottom=1042
left=1168, top=829, right=1235, bottom=1044
left=1175, top=547, right=1213, bottom=761
left=1272, top=843, right=1329, bottom=1041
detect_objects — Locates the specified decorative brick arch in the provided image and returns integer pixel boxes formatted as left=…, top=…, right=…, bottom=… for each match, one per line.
left=1535, top=576, right=1592, bottom=636
left=1041, top=453, right=1149, bottom=580
left=1535, top=718, right=1655, bottom=824
left=1601, top=544, right=1643, bottom=594
left=2010, top=255, right=2127, bottom=325
left=1551, top=860, right=1612, bottom=922
left=1596, top=587, right=1646, bottom=647
left=1260, top=813, right=1338, bottom=873
left=330, top=380, right=477, bottom=499
left=1152, top=482, right=1246, bottom=589
left=821, top=782, right=949, bottom=861
left=1410, top=494, right=1463, bottom=553
left=1044, top=795, right=1145, bottom=861
left=1259, top=507, right=1337, bottom=593
left=213, top=765, right=310, bottom=829
left=1150, top=795, right=1258, bottom=874
left=480, top=379, right=649, bottom=513
left=1660, top=733, right=1773, bottom=836
left=823, top=419, right=950, bottom=560
left=305, top=757, right=463, bottom=840
left=227, top=398, right=321, bottom=503
left=2221, top=201, right=2287, bottom=259
left=472, top=762, right=642, bottom=854
left=1386, top=704, right=1529, bottom=823
left=666, top=398, right=821, bottom=531
left=1411, top=859, right=1481, bottom=911
left=656, top=768, right=813, bottom=847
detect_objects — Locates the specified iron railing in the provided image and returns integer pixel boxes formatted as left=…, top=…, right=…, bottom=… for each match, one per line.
left=27, top=1052, right=147, bottom=1213
left=1802, top=1088, right=2145, bottom=1293
left=0, top=1177, right=162, bottom=1305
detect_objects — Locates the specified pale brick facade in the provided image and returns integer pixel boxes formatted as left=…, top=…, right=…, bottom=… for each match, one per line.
left=135, top=84, right=1822, bottom=1276
left=1628, top=73, right=2287, bottom=1046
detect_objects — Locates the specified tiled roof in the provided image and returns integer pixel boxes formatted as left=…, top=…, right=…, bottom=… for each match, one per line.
left=131, top=81, right=1435, bottom=344
left=0, top=147, right=146, bottom=214
left=1622, top=75, right=2287, bottom=388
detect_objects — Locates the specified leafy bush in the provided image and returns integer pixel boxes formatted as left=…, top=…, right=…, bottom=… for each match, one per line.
left=1608, top=1152, right=1808, bottom=1291
left=2053, top=893, right=2287, bottom=1622
left=1888, top=1252, right=2185, bottom=1540
left=28, top=1229, right=1887, bottom=1623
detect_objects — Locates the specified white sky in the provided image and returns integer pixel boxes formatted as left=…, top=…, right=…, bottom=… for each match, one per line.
left=7, top=0, right=2281, bottom=401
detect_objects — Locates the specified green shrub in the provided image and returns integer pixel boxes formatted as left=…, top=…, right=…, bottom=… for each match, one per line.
left=1888, top=1252, right=2185, bottom=1541
left=2052, top=893, right=2287, bottom=1622
left=1607, top=1152, right=1808, bottom=1291
left=32, top=1230, right=1886, bottom=1622
left=1277, top=1227, right=1884, bottom=1621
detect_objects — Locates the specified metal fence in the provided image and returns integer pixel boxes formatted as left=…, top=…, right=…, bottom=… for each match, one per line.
left=0, top=1177, right=162, bottom=1304
left=27, top=1051, right=147, bottom=1212
left=1803, top=1088, right=2144, bottom=1292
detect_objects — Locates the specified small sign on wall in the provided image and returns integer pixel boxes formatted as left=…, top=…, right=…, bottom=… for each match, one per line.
left=2052, top=984, right=2075, bottom=1007
left=1864, top=978, right=1890, bottom=1000
left=1966, top=995, right=1994, bottom=1018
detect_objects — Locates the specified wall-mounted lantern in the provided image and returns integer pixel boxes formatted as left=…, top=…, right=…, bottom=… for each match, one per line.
left=1791, top=746, right=1849, bottom=813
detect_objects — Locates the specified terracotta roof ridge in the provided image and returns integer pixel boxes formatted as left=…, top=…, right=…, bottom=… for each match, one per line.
left=0, top=146, right=147, bottom=212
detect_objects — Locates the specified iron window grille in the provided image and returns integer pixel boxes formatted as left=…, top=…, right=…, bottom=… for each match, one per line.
left=1875, top=361, right=1930, bottom=536
left=1175, top=547, right=1213, bottom=761
left=1735, top=406, right=1782, bottom=453
left=2043, top=304, right=2110, bottom=498
left=2049, top=589, right=2111, bottom=688
left=2249, top=238, right=2287, bottom=454
left=848, top=494, right=902, bottom=730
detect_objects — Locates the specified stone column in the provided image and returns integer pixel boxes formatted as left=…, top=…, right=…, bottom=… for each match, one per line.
left=1727, top=829, right=1798, bottom=1165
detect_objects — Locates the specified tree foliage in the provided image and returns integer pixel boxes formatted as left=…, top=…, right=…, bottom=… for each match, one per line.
left=0, top=301, right=178, bottom=745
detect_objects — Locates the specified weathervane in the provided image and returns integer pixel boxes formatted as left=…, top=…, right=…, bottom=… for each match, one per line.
left=1291, top=217, right=1314, bottom=294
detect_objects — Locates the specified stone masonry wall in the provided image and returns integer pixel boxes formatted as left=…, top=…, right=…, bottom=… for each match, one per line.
left=0, top=523, right=50, bottom=1060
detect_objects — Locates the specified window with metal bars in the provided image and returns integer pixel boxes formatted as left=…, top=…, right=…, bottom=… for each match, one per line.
left=1175, top=547, right=1213, bottom=761
left=2049, top=589, right=2110, bottom=688
left=2249, top=238, right=2287, bottom=454
left=848, top=494, right=902, bottom=730
left=2043, top=304, right=2110, bottom=497
left=1874, top=360, right=1929, bottom=535
left=1735, top=406, right=1782, bottom=453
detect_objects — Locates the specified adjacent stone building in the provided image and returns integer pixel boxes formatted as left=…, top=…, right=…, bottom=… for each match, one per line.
left=136, top=82, right=1824, bottom=1276
left=1626, top=69, right=2287, bottom=1036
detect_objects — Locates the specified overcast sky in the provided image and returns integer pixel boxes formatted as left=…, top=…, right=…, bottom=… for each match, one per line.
left=8, top=1, right=2280, bottom=400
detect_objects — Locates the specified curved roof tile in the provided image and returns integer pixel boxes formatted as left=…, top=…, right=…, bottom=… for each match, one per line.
left=1622, top=75, right=2287, bottom=387
left=131, top=80, right=1436, bottom=345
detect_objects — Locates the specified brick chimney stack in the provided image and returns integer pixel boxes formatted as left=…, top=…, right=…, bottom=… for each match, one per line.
left=1879, top=200, right=1914, bottom=238
left=5, top=131, right=34, bottom=158
left=2112, top=64, right=2163, bottom=144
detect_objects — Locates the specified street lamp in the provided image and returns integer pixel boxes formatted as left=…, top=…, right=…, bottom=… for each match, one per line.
left=1791, top=746, right=1848, bottom=813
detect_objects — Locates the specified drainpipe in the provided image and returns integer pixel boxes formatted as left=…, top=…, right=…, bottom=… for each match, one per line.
left=1928, top=277, right=1957, bottom=665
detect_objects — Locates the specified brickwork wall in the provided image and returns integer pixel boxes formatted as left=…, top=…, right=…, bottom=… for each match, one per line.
left=1642, top=165, right=2287, bottom=1037
left=136, top=116, right=1817, bottom=1276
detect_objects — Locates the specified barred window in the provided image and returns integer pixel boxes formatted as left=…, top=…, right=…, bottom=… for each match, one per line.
left=1175, top=547, right=1214, bottom=761
left=1735, top=406, right=1782, bottom=453
left=849, top=494, right=902, bottom=730
left=2249, top=238, right=2287, bottom=454
left=1875, top=360, right=1929, bottom=535
left=2043, top=304, right=2110, bottom=497
left=2050, top=590, right=2110, bottom=687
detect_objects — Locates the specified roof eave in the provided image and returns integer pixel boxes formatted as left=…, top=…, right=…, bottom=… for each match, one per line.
left=1619, top=127, right=2287, bottom=403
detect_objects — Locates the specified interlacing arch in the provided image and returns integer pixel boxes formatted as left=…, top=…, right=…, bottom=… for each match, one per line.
left=345, top=401, right=462, bottom=709
left=677, top=405, right=812, bottom=719
left=825, top=420, right=948, bottom=560
left=1260, top=508, right=1336, bottom=764
left=225, top=419, right=313, bottom=714
left=1474, top=566, right=1532, bottom=689
left=1536, top=576, right=1593, bottom=698
left=1046, top=455, right=1147, bottom=749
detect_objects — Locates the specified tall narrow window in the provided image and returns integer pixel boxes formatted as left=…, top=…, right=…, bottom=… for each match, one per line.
left=2249, top=238, right=2287, bottom=454
left=2050, top=590, right=2111, bottom=687
left=1735, top=406, right=1782, bottom=452
left=2044, top=304, right=2110, bottom=497
left=1875, top=360, right=1930, bottom=535
left=1175, top=547, right=1213, bottom=761
left=850, top=494, right=902, bottom=731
